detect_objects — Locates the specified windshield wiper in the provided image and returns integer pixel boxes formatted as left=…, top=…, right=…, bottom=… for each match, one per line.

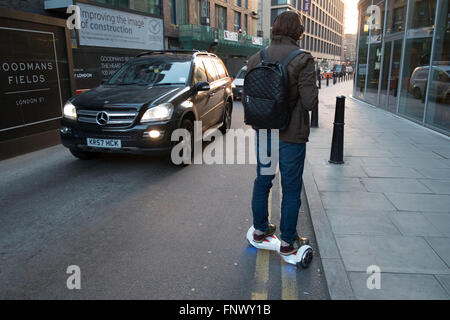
left=152, top=82, right=184, bottom=86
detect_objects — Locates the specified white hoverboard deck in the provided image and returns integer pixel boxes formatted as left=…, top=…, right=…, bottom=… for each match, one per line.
left=246, top=226, right=313, bottom=268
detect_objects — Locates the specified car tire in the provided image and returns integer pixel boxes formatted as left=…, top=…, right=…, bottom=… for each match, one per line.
left=170, top=118, right=194, bottom=166
left=219, top=101, right=232, bottom=134
left=69, top=148, right=100, bottom=160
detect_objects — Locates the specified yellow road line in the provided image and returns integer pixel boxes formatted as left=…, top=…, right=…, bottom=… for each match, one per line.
left=279, top=174, right=299, bottom=300
left=251, top=189, right=272, bottom=300
left=251, top=249, right=270, bottom=300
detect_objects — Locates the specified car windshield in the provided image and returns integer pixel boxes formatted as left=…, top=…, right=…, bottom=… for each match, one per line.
left=107, top=58, right=191, bottom=86
left=236, top=68, right=246, bottom=79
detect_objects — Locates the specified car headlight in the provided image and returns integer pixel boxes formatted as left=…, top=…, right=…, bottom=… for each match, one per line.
left=141, top=103, right=174, bottom=123
left=63, top=101, right=77, bottom=120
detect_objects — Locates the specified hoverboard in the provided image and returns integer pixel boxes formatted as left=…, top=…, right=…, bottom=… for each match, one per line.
left=246, top=226, right=313, bottom=268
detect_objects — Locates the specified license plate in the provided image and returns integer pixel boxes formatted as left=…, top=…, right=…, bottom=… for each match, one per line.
left=87, top=138, right=121, bottom=149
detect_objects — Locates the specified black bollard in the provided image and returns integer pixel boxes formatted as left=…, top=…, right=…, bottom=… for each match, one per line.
left=329, top=96, right=345, bottom=164
left=326, top=75, right=329, bottom=86
left=311, top=101, right=319, bottom=127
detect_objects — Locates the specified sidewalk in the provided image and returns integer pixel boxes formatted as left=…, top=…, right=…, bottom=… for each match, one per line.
left=304, top=80, right=450, bottom=299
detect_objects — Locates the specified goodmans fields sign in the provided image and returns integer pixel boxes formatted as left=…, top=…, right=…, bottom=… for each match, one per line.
left=0, top=27, right=63, bottom=132
left=0, top=9, right=74, bottom=159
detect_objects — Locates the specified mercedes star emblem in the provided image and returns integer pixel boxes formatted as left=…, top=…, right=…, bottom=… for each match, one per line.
left=96, top=111, right=109, bottom=125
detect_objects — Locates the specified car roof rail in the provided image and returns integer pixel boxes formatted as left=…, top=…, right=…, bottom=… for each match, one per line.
left=135, top=49, right=209, bottom=57
left=135, top=50, right=218, bottom=58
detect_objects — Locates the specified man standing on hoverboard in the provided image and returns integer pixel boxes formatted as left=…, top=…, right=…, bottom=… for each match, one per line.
left=246, top=11, right=318, bottom=256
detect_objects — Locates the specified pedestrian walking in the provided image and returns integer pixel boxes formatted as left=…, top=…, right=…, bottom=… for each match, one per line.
left=245, top=11, right=318, bottom=256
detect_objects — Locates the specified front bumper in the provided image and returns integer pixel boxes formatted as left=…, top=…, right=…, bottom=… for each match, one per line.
left=60, top=118, right=178, bottom=154
left=232, top=86, right=243, bottom=99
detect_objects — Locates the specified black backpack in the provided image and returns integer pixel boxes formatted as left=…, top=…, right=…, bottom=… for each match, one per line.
left=243, top=48, right=304, bottom=130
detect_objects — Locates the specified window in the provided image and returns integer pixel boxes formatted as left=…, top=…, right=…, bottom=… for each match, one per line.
left=92, top=0, right=162, bottom=16
left=171, top=0, right=189, bottom=25
left=234, top=11, right=242, bottom=31
left=193, top=61, right=208, bottom=84
left=271, top=8, right=287, bottom=26
left=244, top=14, right=248, bottom=32
left=202, top=58, right=219, bottom=82
left=108, top=58, right=191, bottom=86
left=215, top=5, right=227, bottom=30
left=424, top=0, right=450, bottom=131
left=398, top=0, right=437, bottom=121
left=214, top=59, right=228, bottom=79
left=236, top=0, right=241, bottom=7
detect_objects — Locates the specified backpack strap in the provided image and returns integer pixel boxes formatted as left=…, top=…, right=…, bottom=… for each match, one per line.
left=259, top=48, right=270, bottom=64
left=280, top=49, right=305, bottom=68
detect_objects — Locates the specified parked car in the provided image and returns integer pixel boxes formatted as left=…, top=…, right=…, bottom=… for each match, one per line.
left=232, top=65, right=246, bottom=100
left=60, top=50, right=234, bottom=164
left=332, top=63, right=346, bottom=77
left=409, top=65, right=450, bottom=102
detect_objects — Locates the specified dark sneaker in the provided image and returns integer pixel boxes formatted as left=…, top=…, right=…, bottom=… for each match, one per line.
left=253, top=223, right=276, bottom=243
left=280, top=236, right=310, bottom=256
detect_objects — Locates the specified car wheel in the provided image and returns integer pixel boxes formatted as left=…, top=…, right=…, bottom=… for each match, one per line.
left=69, top=148, right=100, bottom=160
left=219, top=101, right=232, bottom=134
left=413, top=87, right=422, bottom=99
left=170, top=118, right=194, bottom=166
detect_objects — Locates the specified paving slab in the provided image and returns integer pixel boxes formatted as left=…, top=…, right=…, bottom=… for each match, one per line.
left=361, top=178, right=431, bottom=194
left=321, top=258, right=355, bottom=300
left=414, top=168, right=450, bottom=179
left=385, top=193, right=450, bottom=212
left=425, top=214, right=450, bottom=237
left=326, top=209, right=397, bottom=217
left=348, top=272, right=449, bottom=300
left=328, top=214, right=400, bottom=236
left=311, top=165, right=368, bottom=180
left=362, top=166, right=424, bottom=179
left=435, top=275, right=450, bottom=296
left=336, top=234, right=449, bottom=274
left=391, top=212, right=442, bottom=237
left=425, top=237, right=450, bottom=267
left=321, top=192, right=396, bottom=211
left=313, top=177, right=366, bottom=192
left=359, top=157, right=400, bottom=167
left=345, top=148, right=394, bottom=158
left=392, top=157, right=450, bottom=169
left=419, top=180, right=450, bottom=194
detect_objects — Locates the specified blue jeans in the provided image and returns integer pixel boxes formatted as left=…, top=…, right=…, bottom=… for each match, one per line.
left=251, top=130, right=306, bottom=244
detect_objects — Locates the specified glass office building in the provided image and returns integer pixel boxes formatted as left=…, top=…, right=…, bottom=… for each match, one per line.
left=354, top=0, right=450, bottom=135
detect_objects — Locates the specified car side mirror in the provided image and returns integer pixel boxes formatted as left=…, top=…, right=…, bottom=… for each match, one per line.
left=193, top=81, right=210, bottom=93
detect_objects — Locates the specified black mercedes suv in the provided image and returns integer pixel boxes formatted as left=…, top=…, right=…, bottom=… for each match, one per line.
left=60, top=50, right=233, bottom=163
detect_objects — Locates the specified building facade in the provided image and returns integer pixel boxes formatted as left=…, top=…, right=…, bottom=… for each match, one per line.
left=354, top=0, right=449, bottom=135
left=260, top=0, right=345, bottom=66
left=344, top=33, right=357, bottom=65
left=170, top=0, right=267, bottom=76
